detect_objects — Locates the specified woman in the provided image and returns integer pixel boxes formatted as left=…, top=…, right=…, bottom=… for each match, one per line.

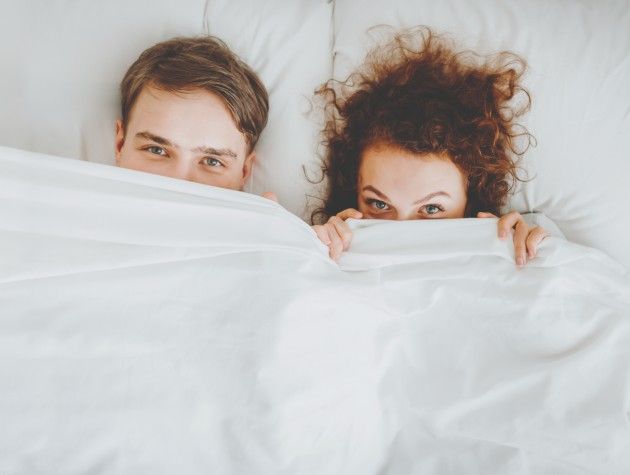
left=312, top=27, right=549, bottom=266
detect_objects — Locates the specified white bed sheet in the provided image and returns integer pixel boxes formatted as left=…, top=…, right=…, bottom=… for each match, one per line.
left=1, top=147, right=629, bottom=474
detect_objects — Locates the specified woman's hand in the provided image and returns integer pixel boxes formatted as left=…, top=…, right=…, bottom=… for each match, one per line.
left=478, top=211, right=550, bottom=267
left=312, top=208, right=363, bottom=261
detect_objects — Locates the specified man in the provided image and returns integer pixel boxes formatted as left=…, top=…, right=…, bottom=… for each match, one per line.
left=115, top=36, right=273, bottom=197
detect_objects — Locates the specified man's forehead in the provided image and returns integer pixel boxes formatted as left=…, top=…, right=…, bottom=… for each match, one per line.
left=128, top=85, right=248, bottom=156
left=132, top=85, right=228, bottom=119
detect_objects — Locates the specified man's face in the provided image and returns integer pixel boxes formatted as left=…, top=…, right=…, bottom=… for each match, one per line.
left=115, top=85, right=254, bottom=190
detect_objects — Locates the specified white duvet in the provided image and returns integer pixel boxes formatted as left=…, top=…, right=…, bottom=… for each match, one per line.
left=1, top=146, right=629, bottom=475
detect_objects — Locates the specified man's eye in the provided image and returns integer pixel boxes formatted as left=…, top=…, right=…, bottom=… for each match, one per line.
left=423, top=204, right=444, bottom=215
left=367, top=199, right=389, bottom=210
left=204, top=157, right=224, bottom=167
left=146, top=146, right=167, bottom=156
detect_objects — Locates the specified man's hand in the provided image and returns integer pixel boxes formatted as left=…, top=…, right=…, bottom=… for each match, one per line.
left=261, top=191, right=278, bottom=202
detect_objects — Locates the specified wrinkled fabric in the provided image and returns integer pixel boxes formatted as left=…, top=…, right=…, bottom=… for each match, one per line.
left=1, top=147, right=629, bottom=475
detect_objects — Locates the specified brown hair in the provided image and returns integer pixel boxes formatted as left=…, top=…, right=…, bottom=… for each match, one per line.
left=314, top=27, right=532, bottom=222
left=120, top=36, right=269, bottom=152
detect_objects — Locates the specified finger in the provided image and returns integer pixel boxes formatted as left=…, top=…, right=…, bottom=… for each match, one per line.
left=525, top=227, right=549, bottom=259
left=312, top=225, right=331, bottom=246
left=513, top=219, right=529, bottom=267
left=477, top=212, right=498, bottom=219
left=327, top=224, right=345, bottom=261
left=497, top=211, right=522, bottom=240
left=261, top=191, right=278, bottom=203
left=329, top=216, right=354, bottom=250
left=336, top=208, right=363, bottom=221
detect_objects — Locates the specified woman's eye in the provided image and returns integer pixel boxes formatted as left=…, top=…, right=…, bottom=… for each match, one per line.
left=204, top=157, right=223, bottom=167
left=369, top=199, right=389, bottom=210
left=146, top=146, right=167, bottom=156
left=423, top=204, right=443, bottom=215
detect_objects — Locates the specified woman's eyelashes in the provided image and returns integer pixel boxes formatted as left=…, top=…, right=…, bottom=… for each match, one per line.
left=421, top=203, right=445, bottom=216
left=365, top=198, right=390, bottom=211
left=364, top=197, right=446, bottom=217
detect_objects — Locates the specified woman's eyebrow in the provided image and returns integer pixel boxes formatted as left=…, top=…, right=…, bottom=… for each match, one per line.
left=414, top=191, right=451, bottom=204
left=362, top=185, right=390, bottom=201
left=135, top=131, right=237, bottom=158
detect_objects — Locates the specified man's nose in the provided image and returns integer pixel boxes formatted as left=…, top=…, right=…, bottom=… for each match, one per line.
left=170, top=158, right=195, bottom=181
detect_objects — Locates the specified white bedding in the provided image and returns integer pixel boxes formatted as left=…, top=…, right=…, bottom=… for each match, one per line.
left=1, top=147, right=629, bottom=474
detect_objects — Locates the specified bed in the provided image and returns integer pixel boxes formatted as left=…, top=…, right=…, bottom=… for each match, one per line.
left=1, top=1, right=629, bottom=473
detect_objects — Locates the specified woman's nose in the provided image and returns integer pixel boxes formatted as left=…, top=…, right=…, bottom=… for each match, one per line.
left=396, top=208, right=421, bottom=221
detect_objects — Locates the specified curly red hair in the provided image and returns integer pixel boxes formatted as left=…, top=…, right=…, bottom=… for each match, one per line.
left=313, top=27, right=533, bottom=223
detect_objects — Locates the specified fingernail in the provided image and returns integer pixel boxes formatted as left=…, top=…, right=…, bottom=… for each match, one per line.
left=517, top=257, right=525, bottom=267
left=500, top=231, right=507, bottom=239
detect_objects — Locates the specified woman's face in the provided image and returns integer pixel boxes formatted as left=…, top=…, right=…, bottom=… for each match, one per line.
left=357, top=143, right=467, bottom=220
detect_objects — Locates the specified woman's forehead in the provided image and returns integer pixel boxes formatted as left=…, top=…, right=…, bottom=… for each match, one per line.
left=358, top=145, right=464, bottom=191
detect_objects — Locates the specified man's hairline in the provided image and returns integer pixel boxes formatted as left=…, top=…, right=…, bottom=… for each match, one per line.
left=122, top=82, right=256, bottom=154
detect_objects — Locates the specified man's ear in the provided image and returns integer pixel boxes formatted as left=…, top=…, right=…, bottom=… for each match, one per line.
left=115, top=119, right=125, bottom=164
left=241, top=151, right=256, bottom=187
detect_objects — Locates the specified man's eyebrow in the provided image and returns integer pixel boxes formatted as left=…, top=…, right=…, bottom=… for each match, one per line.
left=135, top=131, right=237, bottom=158
left=192, top=146, right=237, bottom=158
left=414, top=191, right=451, bottom=204
left=362, top=185, right=390, bottom=201
left=135, top=131, right=176, bottom=148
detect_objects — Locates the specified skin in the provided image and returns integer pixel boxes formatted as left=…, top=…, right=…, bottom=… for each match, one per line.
left=313, top=143, right=548, bottom=265
left=116, top=85, right=257, bottom=191
left=357, top=146, right=468, bottom=220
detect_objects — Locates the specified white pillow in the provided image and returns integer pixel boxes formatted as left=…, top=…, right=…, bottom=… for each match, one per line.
left=203, top=0, right=332, bottom=218
left=332, top=0, right=630, bottom=268
left=0, top=0, right=207, bottom=164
